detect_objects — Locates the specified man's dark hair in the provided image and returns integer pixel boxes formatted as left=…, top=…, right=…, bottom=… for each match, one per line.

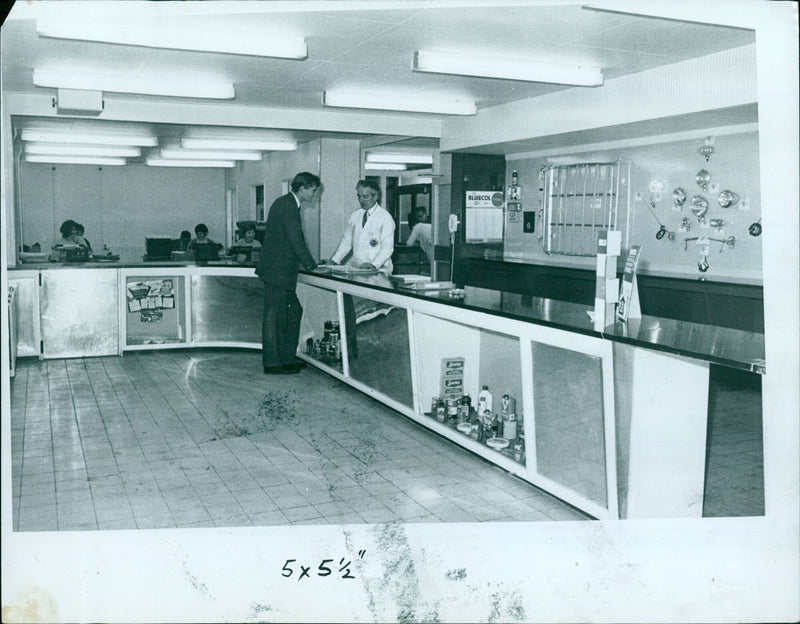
left=291, top=172, right=321, bottom=192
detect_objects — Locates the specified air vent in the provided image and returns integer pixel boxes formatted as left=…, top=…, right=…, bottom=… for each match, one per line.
left=53, top=88, right=104, bottom=116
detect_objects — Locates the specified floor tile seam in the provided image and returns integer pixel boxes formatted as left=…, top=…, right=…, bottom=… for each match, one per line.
left=142, top=354, right=242, bottom=441
left=102, top=355, right=200, bottom=456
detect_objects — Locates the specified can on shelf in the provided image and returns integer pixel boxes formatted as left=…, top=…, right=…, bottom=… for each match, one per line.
left=446, top=397, right=459, bottom=422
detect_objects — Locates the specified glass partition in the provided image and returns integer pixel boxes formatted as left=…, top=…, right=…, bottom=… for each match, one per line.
left=346, top=295, right=413, bottom=408
left=296, top=283, right=343, bottom=374
left=190, top=275, right=262, bottom=343
left=531, top=341, right=608, bottom=506
left=414, top=312, right=525, bottom=466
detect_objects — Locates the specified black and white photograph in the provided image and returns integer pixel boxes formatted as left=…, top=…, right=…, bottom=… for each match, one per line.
left=1, top=1, right=797, bottom=622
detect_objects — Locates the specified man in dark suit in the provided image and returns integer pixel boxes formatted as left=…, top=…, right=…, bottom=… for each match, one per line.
left=255, top=172, right=320, bottom=374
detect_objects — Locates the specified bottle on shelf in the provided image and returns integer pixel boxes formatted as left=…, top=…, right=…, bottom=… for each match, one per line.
left=503, top=412, right=517, bottom=440
left=478, top=385, right=493, bottom=415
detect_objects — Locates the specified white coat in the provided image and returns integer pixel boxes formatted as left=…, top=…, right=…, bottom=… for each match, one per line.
left=331, top=204, right=395, bottom=273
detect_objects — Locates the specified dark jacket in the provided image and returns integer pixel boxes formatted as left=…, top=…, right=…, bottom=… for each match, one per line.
left=255, top=192, right=317, bottom=289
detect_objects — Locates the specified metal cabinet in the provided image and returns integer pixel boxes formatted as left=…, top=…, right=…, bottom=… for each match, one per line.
left=40, top=268, right=119, bottom=358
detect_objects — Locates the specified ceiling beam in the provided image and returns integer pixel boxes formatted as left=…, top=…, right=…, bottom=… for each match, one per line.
left=5, top=93, right=443, bottom=139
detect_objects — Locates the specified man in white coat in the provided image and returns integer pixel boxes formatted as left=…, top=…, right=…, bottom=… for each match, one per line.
left=329, top=179, right=395, bottom=359
left=330, top=179, right=395, bottom=273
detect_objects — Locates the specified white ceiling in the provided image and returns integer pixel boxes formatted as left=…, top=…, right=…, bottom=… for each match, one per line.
left=1, top=1, right=756, bottom=157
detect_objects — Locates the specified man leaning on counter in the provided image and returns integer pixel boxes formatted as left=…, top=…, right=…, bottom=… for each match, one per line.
left=255, top=171, right=321, bottom=375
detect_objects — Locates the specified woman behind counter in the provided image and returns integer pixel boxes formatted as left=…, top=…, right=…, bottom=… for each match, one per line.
left=74, top=223, right=91, bottom=251
left=51, top=219, right=90, bottom=260
left=231, top=224, right=262, bottom=263
left=187, top=223, right=216, bottom=250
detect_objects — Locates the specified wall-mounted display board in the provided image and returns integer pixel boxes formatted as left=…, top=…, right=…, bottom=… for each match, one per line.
left=544, top=161, right=631, bottom=256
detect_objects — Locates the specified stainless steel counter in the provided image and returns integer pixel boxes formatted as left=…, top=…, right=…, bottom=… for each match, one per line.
left=301, top=271, right=766, bottom=374
left=9, top=263, right=765, bottom=372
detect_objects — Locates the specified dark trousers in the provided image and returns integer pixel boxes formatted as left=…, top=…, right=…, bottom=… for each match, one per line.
left=262, top=284, right=303, bottom=367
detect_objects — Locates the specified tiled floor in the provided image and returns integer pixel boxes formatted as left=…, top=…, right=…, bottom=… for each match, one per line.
left=10, top=350, right=590, bottom=532
left=9, top=350, right=764, bottom=532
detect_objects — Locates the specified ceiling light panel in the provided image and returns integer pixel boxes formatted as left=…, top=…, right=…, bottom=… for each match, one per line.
left=25, top=155, right=127, bottom=166
left=21, top=129, right=158, bottom=147
left=146, top=157, right=235, bottom=168
left=160, top=149, right=262, bottom=161
left=33, top=69, right=235, bottom=99
left=25, top=144, right=142, bottom=157
left=413, top=51, right=604, bottom=87
left=180, top=138, right=297, bottom=151
left=36, top=19, right=308, bottom=59
left=364, top=162, right=408, bottom=171
left=366, top=153, right=433, bottom=164
left=324, top=90, right=476, bottom=116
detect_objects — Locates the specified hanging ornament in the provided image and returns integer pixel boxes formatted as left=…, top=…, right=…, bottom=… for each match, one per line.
left=717, top=189, right=740, bottom=208
left=695, top=169, right=711, bottom=191
left=698, top=136, right=715, bottom=162
left=672, top=187, right=686, bottom=210
left=749, top=219, right=762, bottom=236
left=698, top=144, right=715, bottom=162
left=690, top=195, right=708, bottom=219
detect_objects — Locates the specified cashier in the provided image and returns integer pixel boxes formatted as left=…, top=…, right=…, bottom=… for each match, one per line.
left=329, top=180, right=395, bottom=273
left=74, top=223, right=91, bottom=251
left=187, top=223, right=217, bottom=250
left=234, top=224, right=262, bottom=249
left=55, top=219, right=79, bottom=246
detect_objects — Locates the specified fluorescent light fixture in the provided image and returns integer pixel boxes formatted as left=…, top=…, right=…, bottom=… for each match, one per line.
left=413, top=50, right=604, bottom=87
left=324, top=90, right=476, bottom=116
left=21, top=129, right=157, bottom=147
left=160, top=149, right=262, bottom=161
left=180, top=138, right=297, bottom=151
left=364, top=162, right=408, bottom=171
left=25, top=143, right=141, bottom=157
left=34, top=69, right=235, bottom=99
left=146, top=157, right=235, bottom=168
left=25, top=155, right=126, bottom=166
left=366, top=153, right=433, bottom=165
left=37, top=19, right=308, bottom=60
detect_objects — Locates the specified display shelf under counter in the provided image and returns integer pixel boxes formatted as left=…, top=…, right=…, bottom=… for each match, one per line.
left=296, top=270, right=764, bottom=521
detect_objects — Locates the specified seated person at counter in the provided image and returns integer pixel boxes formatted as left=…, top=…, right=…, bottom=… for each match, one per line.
left=51, top=219, right=90, bottom=260
left=177, top=230, right=192, bottom=251
left=230, top=224, right=262, bottom=263
left=187, top=223, right=223, bottom=259
left=55, top=219, right=79, bottom=247
left=406, top=208, right=432, bottom=262
left=187, top=223, right=216, bottom=249
left=74, top=223, right=91, bottom=251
